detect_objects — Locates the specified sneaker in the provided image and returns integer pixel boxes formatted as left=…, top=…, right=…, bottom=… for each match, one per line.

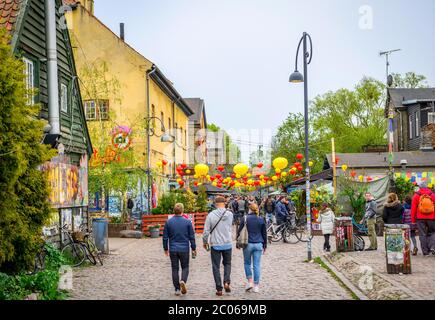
left=180, top=281, right=187, bottom=295
left=224, top=283, right=231, bottom=293
left=175, top=290, right=181, bottom=296
left=245, top=282, right=254, bottom=292
left=216, top=291, right=223, bottom=297
left=253, top=286, right=260, bottom=293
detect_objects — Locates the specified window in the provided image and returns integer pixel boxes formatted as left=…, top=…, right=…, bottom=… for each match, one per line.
left=429, top=112, right=435, bottom=124
left=416, top=112, right=420, bottom=137
left=409, top=116, right=413, bottom=140
left=84, top=100, right=109, bottom=121
left=23, top=57, right=35, bottom=104
left=60, top=83, right=68, bottom=113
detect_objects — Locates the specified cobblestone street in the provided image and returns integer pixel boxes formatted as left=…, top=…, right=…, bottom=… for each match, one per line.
left=69, top=234, right=352, bottom=300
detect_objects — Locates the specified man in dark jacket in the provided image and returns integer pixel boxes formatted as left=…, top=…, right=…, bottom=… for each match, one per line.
left=275, top=197, right=289, bottom=226
left=411, top=181, right=435, bottom=256
left=361, top=192, right=378, bottom=251
left=163, top=203, right=196, bottom=296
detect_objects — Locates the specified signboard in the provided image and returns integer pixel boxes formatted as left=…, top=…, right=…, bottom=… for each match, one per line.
left=168, top=214, right=195, bottom=231
left=42, top=154, right=89, bottom=209
left=108, top=196, right=122, bottom=217
left=386, top=228, right=405, bottom=265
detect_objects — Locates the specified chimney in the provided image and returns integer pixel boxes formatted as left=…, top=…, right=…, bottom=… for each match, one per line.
left=120, top=23, right=125, bottom=41
left=45, top=0, right=60, bottom=135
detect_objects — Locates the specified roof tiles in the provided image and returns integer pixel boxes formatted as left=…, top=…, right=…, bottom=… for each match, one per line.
left=0, top=0, right=22, bottom=32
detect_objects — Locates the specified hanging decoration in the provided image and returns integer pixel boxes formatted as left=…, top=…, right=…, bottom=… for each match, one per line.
left=194, top=164, right=209, bottom=177
left=273, top=157, right=289, bottom=170
left=111, top=126, right=132, bottom=151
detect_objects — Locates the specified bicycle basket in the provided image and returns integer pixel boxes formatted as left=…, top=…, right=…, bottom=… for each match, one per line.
left=72, top=231, right=86, bottom=242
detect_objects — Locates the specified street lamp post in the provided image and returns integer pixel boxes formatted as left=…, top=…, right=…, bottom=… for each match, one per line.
left=144, top=116, right=173, bottom=216
left=290, top=32, right=313, bottom=262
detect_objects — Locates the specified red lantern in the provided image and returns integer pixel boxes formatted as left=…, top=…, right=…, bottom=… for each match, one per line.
left=335, top=156, right=340, bottom=165
left=178, top=180, right=185, bottom=187
left=231, top=174, right=236, bottom=179
left=294, top=162, right=301, bottom=167
left=257, top=163, right=264, bottom=169
left=297, top=166, right=303, bottom=171
left=296, top=154, right=304, bottom=160
left=162, top=160, right=168, bottom=166
left=350, top=170, right=357, bottom=178
left=217, top=165, right=225, bottom=172
left=194, top=181, right=199, bottom=187
left=215, top=174, right=222, bottom=180
left=181, top=163, right=187, bottom=169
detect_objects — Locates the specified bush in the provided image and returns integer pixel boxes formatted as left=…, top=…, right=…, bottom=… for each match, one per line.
left=394, top=177, right=416, bottom=202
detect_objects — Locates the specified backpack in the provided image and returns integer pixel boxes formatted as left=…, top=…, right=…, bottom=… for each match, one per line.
left=237, top=216, right=249, bottom=249
left=418, top=192, right=435, bottom=215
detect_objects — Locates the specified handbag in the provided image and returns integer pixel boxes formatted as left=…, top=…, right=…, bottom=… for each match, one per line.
left=237, top=215, right=249, bottom=249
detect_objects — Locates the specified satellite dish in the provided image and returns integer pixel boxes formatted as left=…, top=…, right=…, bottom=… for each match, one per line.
left=387, top=75, right=394, bottom=87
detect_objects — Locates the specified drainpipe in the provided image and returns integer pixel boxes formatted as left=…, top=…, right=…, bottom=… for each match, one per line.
left=146, top=65, right=157, bottom=215
left=45, top=0, right=60, bottom=135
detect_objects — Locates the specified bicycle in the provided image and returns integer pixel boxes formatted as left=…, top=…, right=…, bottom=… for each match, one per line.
left=75, top=224, right=104, bottom=266
left=353, top=234, right=365, bottom=251
left=294, top=215, right=314, bottom=243
left=60, top=225, right=87, bottom=267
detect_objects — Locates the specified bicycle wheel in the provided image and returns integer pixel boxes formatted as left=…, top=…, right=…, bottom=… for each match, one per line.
left=353, top=235, right=365, bottom=251
left=268, top=225, right=283, bottom=243
left=62, top=243, right=86, bottom=267
left=283, top=227, right=300, bottom=244
left=86, top=237, right=103, bottom=266
left=296, top=225, right=314, bottom=243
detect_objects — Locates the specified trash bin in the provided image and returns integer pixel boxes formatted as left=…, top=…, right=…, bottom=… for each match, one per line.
left=335, top=217, right=354, bottom=252
left=385, top=224, right=411, bottom=274
left=93, top=218, right=109, bottom=254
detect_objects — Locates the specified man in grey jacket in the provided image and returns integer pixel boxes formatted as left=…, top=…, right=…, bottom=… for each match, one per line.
left=203, top=196, right=234, bottom=296
left=361, top=192, right=378, bottom=251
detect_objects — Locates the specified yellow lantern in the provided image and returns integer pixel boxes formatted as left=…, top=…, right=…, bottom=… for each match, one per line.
left=236, top=174, right=242, bottom=179
left=194, top=174, right=198, bottom=179
left=185, top=169, right=191, bottom=175
left=195, top=164, right=209, bottom=177
left=281, top=172, right=288, bottom=178
left=156, top=161, right=163, bottom=167
left=272, top=176, right=278, bottom=182
left=309, top=161, right=314, bottom=167
left=273, top=157, right=289, bottom=170
left=234, top=163, right=249, bottom=176
left=275, top=168, right=282, bottom=174
left=359, top=175, right=364, bottom=182
left=341, top=164, right=348, bottom=172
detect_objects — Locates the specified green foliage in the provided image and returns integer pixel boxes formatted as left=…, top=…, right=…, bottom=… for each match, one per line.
left=394, top=177, right=416, bottom=202
left=207, top=123, right=241, bottom=164
left=0, top=244, right=69, bottom=300
left=0, top=29, right=55, bottom=274
left=290, top=190, right=305, bottom=218
left=391, top=72, right=428, bottom=89
left=196, top=186, right=209, bottom=213
left=157, top=192, right=178, bottom=214
left=339, top=176, right=368, bottom=219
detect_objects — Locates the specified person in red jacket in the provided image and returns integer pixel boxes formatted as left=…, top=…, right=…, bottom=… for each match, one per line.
left=411, top=181, right=435, bottom=256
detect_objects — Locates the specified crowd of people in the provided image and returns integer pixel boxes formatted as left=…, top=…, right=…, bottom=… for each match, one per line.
left=161, top=181, right=435, bottom=296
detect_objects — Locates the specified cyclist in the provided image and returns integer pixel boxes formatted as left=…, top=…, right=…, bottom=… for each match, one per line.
left=275, top=197, right=289, bottom=227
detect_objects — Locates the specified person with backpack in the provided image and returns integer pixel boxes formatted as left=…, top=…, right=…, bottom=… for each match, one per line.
left=236, top=203, right=267, bottom=293
left=318, top=203, right=336, bottom=252
left=203, top=196, right=234, bottom=296
left=403, top=195, right=418, bottom=256
left=411, top=181, right=435, bottom=256
left=237, top=197, right=247, bottom=217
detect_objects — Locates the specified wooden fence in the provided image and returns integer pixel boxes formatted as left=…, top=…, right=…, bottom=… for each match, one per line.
left=142, top=213, right=208, bottom=236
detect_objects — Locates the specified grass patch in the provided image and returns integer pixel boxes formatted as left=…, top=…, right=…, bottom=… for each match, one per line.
left=314, top=257, right=360, bottom=300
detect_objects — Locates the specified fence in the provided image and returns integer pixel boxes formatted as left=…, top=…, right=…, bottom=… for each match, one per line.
left=142, top=213, right=208, bottom=236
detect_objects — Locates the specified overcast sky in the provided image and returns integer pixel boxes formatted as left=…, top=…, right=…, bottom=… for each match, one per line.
left=94, top=0, right=435, bottom=162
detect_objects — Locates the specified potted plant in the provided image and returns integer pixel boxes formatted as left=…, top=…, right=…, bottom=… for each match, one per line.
left=149, top=224, right=161, bottom=238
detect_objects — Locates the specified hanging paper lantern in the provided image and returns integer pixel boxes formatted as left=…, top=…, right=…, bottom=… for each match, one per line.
left=309, top=161, right=314, bottom=167
left=359, top=175, right=364, bottom=182
left=257, top=163, right=264, bottom=169
left=272, top=176, right=278, bottom=182
left=367, top=177, right=373, bottom=182
left=335, top=156, right=340, bottom=165
left=341, top=164, right=348, bottom=172
left=162, top=160, right=168, bottom=166
left=156, top=161, right=163, bottom=167
left=217, top=165, right=225, bottom=172
left=185, top=169, right=191, bottom=175
left=297, top=166, right=303, bottom=171
left=275, top=168, right=282, bottom=174
left=296, top=154, right=304, bottom=160
left=195, top=164, right=209, bottom=177
left=281, top=172, right=288, bottom=178
left=273, top=157, right=289, bottom=170
left=350, top=170, right=357, bottom=178
left=181, top=163, right=188, bottom=169
left=234, top=163, right=249, bottom=176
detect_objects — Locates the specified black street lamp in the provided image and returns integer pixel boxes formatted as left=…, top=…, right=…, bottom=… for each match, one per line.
left=145, top=116, right=174, bottom=216
left=290, top=32, right=313, bottom=262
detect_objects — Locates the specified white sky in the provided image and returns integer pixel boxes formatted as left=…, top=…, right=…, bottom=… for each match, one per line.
left=94, top=0, right=435, bottom=162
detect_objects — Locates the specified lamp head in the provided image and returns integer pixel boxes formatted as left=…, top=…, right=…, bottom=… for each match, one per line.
left=161, top=133, right=174, bottom=143
left=289, top=70, right=304, bottom=83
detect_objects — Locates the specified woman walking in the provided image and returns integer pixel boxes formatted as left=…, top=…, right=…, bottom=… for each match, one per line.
left=318, top=203, right=335, bottom=252
left=383, top=193, right=404, bottom=225
left=237, top=203, right=267, bottom=293
left=403, top=195, right=419, bottom=256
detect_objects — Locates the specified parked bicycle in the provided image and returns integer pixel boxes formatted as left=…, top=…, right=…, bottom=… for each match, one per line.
left=60, top=225, right=87, bottom=267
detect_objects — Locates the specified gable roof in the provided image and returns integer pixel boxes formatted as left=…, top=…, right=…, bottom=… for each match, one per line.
left=185, top=98, right=207, bottom=126
left=326, top=151, right=435, bottom=168
left=388, top=88, right=435, bottom=108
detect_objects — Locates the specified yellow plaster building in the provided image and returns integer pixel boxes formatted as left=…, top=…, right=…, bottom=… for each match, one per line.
left=64, top=0, right=194, bottom=210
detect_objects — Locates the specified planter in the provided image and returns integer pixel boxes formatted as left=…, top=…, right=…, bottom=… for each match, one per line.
left=108, top=222, right=135, bottom=238
left=149, top=228, right=160, bottom=238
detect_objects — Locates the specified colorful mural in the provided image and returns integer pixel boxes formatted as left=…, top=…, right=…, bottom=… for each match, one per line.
left=42, top=154, right=89, bottom=208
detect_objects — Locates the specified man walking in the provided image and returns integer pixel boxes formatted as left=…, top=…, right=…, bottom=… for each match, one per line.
left=411, top=181, right=435, bottom=256
left=163, top=203, right=196, bottom=296
left=361, top=192, right=378, bottom=251
left=203, top=196, right=234, bottom=296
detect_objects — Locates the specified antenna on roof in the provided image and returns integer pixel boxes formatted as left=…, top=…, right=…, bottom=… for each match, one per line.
left=379, top=49, right=401, bottom=87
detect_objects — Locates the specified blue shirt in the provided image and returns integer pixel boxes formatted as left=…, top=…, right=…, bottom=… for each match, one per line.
left=212, top=244, right=233, bottom=251
left=237, top=214, right=268, bottom=249
left=163, top=216, right=196, bottom=253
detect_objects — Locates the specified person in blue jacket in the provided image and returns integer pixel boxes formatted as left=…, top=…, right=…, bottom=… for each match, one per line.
left=163, top=203, right=197, bottom=296
left=275, top=197, right=289, bottom=226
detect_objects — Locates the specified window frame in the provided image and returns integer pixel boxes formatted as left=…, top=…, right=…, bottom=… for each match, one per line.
left=84, top=99, right=109, bottom=121
left=60, top=83, right=68, bottom=113
left=84, top=100, right=97, bottom=120
left=415, top=111, right=420, bottom=138
left=409, top=115, right=413, bottom=140
left=23, top=57, right=35, bottom=105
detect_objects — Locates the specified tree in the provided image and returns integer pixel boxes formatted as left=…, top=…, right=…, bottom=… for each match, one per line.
left=0, top=29, right=55, bottom=273
left=207, top=123, right=241, bottom=165
left=391, top=72, right=428, bottom=89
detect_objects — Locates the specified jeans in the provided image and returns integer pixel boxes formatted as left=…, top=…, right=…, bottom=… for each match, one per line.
left=211, top=248, right=232, bottom=291
left=266, top=213, right=274, bottom=224
left=243, top=243, right=263, bottom=285
left=169, top=252, right=190, bottom=291
left=417, top=220, right=435, bottom=255
left=324, top=234, right=331, bottom=251
left=367, top=219, right=378, bottom=249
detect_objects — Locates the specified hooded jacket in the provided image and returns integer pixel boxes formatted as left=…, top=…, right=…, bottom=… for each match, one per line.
left=318, top=208, right=335, bottom=235
left=203, top=208, right=233, bottom=247
left=382, top=201, right=404, bottom=225
left=411, top=188, right=435, bottom=223
left=275, top=201, right=288, bottom=221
